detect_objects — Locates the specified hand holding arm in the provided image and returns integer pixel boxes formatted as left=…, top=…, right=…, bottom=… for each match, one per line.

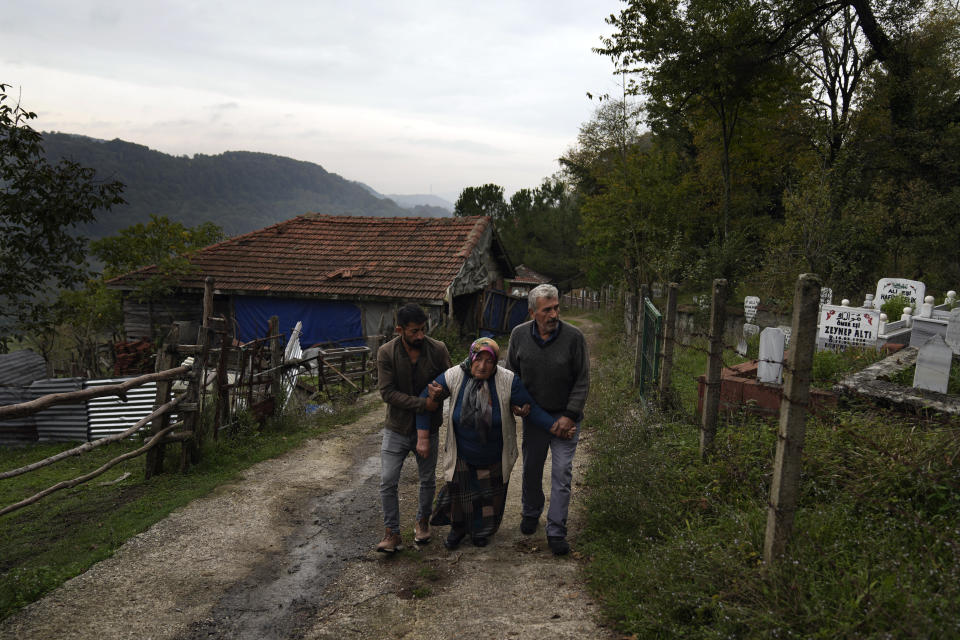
left=511, top=403, right=531, bottom=417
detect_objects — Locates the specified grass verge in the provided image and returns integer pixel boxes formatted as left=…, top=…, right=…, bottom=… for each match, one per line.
left=0, top=400, right=370, bottom=621
left=581, top=314, right=960, bottom=638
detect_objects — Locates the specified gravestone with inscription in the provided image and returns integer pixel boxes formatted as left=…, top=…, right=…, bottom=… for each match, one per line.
left=913, top=335, right=952, bottom=394
left=758, top=327, right=786, bottom=384
left=875, top=277, right=926, bottom=308
left=778, top=325, right=792, bottom=347
left=820, top=287, right=833, bottom=307
left=817, top=305, right=881, bottom=351
left=743, top=296, right=760, bottom=323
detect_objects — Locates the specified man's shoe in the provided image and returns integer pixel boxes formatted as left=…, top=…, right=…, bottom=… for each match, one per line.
left=548, top=536, right=570, bottom=556
left=520, top=515, right=538, bottom=535
left=444, top=528, right=466, bottom=550
left=414, top=517, right=431, bottom=544
left=376, top=527, right=403, bottom=553
left=472, top=536, right=488, bottom=547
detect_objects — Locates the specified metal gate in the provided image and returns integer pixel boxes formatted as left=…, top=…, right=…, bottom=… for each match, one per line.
left=638, top=296, right=662, bottom=399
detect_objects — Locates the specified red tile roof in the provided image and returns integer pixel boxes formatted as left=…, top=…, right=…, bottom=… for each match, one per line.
left=512, top=264, right=551, bottom=285
left=108, top=214, right=505, bottom=302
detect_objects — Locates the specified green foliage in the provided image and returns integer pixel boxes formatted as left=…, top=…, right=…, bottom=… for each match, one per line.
left=453, top=183, right=509, bottom=220
left=0, top=400, right=369, bottom=620
left=454, top=178, right=584, bottom=286
left=582, top=314, right=960, bottom=638
left=0, top=84, right=124, bottom=340
left=90, top=214, right=225, bottom=301
left=880, top=294, right=912, bottom=320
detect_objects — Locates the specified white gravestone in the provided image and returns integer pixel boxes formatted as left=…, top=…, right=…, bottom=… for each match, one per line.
left=901, top=307, right=913, bottom=327
left=820, top=287, right=833, bottom=306
left=862, top=293, right=875, bottom=309
left=817, top=305, right=881, bottom=351
left=778, top=325, right=792, bottom=347
left=920, top=295, right=935, bottom=319
left=743, top=296, right=760, bottom=324
left=946, top=308, right=960, bottom=355
left=913, top=335, right=952, bottom=394
left=875, top=277, right=926, bottom=309
left=739, top=322, right=760, bottom=357
left=758, top=327, right=786, bottom=384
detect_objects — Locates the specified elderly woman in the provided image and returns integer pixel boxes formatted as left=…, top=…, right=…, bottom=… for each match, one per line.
left=415, top=337, right=567, bottom=549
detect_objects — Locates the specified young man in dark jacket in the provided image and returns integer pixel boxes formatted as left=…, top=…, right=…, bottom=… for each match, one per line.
left=375, top=303, right=451, bottom=552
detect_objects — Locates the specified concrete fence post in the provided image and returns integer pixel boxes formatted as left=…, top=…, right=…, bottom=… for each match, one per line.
left=699, top=278, right=727, bottom=460
left=764, top=273, right=821, bottom=562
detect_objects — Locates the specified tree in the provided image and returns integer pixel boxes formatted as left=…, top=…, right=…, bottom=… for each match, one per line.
left=453, top=184, right=509, bottom=220
left=90, top=214, right=225, bottom=301
left=0, top=84, right=124, bottom=343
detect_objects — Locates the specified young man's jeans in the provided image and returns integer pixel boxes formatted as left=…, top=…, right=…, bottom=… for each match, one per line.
left=521, top=413, right=580, bottom=538
left=380, top=428, right=439, bottom=532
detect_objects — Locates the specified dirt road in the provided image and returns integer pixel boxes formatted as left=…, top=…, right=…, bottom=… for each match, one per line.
left=2, top=318, right=613, bottom=640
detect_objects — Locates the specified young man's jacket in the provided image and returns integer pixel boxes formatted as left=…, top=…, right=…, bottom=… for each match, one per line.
left=377, top=335, right=451, bottom=435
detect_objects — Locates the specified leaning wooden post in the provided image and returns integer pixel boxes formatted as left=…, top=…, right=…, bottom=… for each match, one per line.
left=699, top=278, right=727, bottom=460
left=658, top=282, right=680, bottom=402
left=269, top=315, right=282, bottom=417
left=146, top=323, right=180, bottom=479
left=764, top=273, right=821, bottom=563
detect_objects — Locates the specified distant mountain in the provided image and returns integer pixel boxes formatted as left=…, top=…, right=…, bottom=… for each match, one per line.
left=353, top=182, right=452, bottom=217
left=41, top=133, right=438, bottom=239
left=385, top=193, right=454, bottom=212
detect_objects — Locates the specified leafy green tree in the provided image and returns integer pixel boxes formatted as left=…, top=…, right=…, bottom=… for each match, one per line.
left=90, top=214, right=225, bottom=301
left=453, top=184, right=509, bottom=220
left=0, top=83, right=124, bottom=344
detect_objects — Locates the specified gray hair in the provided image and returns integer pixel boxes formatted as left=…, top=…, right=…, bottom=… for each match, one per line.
left=528, top=284, right=559, bottom=311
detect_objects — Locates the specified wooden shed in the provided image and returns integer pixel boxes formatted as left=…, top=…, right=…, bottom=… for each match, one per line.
left=107, top=214, right=514, bottom=348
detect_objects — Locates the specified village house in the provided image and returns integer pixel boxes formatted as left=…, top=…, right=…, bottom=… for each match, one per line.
left=107, top=214, right=514, bottom=349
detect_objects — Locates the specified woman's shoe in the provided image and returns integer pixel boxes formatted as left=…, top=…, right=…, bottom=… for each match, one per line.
left=444, top=528, right=466, bottom=550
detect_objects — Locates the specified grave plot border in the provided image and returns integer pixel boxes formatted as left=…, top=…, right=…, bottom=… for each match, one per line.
left=834, top=347, right=960, bottom=415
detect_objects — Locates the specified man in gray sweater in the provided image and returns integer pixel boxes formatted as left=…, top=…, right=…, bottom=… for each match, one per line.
left=506, top=284, right=589, bottom=555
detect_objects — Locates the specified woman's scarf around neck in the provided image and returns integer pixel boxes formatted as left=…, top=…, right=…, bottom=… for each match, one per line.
left=458, top=359, right=494, bottom=443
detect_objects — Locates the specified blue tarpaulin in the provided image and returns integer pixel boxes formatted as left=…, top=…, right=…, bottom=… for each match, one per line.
left=481, top=290, right=529, bottom=335
left=234, top=296, right=363, bottom=347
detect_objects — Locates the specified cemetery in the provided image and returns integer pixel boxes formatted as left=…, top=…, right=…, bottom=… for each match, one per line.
left=697, top=278, right=960, bottom=417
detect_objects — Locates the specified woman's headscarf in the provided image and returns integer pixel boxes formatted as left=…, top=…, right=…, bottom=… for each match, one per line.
left=459, top=337, right=500, bottom=443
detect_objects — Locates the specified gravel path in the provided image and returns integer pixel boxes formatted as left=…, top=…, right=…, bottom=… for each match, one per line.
left=2, top=318, right=614, bottom=640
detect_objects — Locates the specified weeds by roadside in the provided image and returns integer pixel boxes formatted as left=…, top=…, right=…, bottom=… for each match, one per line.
left=0, top=400, right=370, bottom=620
left=580, top=313, right=960, bottom=638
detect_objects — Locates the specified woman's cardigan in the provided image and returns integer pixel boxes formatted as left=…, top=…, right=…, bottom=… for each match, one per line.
left=418, top=364, right=554, bottom=483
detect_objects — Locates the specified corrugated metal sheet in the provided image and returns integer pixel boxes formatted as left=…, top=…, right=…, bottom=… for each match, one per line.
left=29, top=378, right=87, bottom=442
left=0, top=388, right=38, bottom=446
left=85, top=377, right=166, bottom=440
left=0, top=350, right=47, bottom=387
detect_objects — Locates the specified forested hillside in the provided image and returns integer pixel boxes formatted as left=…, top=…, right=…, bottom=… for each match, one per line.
left=41, top=133, right=448, bottom=239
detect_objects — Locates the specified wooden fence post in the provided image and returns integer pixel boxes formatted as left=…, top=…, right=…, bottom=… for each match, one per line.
left=658, top=282, right=680, bottom=402
left=764, top=273, right=821, bottom=563
left=699, top=278, right=727, bottom=460
left=269, top=315, right=282, bottom=416
left=146, top=323, right=179, bottom=479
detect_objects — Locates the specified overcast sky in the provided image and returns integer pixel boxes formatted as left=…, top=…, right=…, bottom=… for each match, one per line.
left=3, top=1, right=624, bottom=202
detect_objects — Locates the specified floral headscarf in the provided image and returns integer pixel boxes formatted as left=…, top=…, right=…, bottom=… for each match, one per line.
left=468, top=337, right=500, bottom=364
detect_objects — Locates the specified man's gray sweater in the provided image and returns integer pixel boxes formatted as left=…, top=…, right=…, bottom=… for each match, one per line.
left=505, top=320, right=589, bottom=421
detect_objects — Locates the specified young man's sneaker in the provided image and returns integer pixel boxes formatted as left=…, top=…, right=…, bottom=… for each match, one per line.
left=376, top=527, right=403, bottom=553
left=414, top=517, right=431, bottom=544
left=520, top=516, right=538, bottom=535
left=547, top=536, right=570, bottom=556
